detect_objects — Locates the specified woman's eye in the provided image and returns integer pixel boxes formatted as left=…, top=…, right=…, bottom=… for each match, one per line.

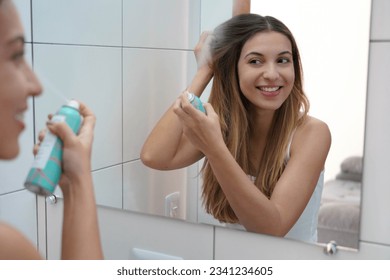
left=278, top=57, right=290, bottom=64
left=249, top=58, right=262, bottom=65
left=12, top=51, right=25, bottom=64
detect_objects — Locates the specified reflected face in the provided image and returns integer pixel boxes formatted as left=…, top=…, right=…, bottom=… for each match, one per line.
left=0, top=0, right=42, bottom=159
left=237, top=31, right=294, bottom=113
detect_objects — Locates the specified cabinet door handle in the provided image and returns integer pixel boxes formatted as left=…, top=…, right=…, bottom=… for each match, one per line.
left=324, top=240, right=338, bottom=255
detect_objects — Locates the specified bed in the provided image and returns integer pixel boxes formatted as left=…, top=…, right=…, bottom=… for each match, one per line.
left=317, top=156, right=362, bottom=249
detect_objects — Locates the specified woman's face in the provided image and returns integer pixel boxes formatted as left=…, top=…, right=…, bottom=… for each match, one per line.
left=0, top=0, right=42, bottom=159
left=237, top=31, right=295, bottom=114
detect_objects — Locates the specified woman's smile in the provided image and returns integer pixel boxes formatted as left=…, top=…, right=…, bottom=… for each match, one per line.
left=257, top=85, right=283, bottom=97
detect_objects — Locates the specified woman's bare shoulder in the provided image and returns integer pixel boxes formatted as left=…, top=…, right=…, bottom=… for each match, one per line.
left=0, top=222, right=41, bottom=260
left=293, top=115, right=332, bottom=155
left=297, top=115, right=331, bottom=140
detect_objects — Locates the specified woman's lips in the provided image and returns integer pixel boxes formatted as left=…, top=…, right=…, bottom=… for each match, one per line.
left=15, top=112, right=26, bottom=130
left=257, top=86, right=282, bottom=97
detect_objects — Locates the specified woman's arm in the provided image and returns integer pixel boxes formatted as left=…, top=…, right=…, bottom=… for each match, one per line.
left=211, top=119, right=330, bottom=235
left=141, top=0, right=249, bottom=170
left=0, top=223, right=41, bottom=260
left=175, top=100, right=331, bottom=236
left=45, top=102, right=103, bottom=259
left=233, top=0, right=251, bottom=16
left=140, top=32, right=213, bottom=170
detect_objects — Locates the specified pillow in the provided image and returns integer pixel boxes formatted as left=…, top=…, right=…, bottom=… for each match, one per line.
left=336, top=172, right=362, bottom=182
left=340, top=156, right=363, bottom=175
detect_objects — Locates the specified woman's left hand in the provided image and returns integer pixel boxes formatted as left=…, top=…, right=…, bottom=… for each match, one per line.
left=173, top=92, right=224, bottom=157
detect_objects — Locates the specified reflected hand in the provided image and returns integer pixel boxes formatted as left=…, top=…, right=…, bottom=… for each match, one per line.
left=173, top=92, right=224, bottom=157
left=194, top=31, right=214, bottom=73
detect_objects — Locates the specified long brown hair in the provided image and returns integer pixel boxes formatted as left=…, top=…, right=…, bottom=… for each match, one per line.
left=201, top=14, right=309, bottom=223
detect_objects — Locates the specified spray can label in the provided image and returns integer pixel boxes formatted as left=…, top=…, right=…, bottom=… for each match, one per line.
left=187, top=92, right=206, bottom=114
left=31, top=115, right=65, bottom=169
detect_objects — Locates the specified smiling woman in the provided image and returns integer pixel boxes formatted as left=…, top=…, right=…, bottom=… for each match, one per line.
left=0, top=0, right=43, bottom=259
left=141, top=13, right=331, bottom=243
left=0, top=0, right=103, bottom=260
left=0, top=0, right=42, bottom=159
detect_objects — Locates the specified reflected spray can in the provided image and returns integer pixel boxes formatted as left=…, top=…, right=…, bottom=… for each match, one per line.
left=186, top=92, right=206, bottom=114
left=24, top=100, right=82, bottom=196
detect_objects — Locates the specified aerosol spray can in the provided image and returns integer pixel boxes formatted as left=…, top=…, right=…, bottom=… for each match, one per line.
left=24, top=100, right=82, bottom=196
left=186, top=92, right=206, bottom=114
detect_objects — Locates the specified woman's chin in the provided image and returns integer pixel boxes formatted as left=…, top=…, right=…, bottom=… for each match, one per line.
left=0, top=144, right=20, bottom=160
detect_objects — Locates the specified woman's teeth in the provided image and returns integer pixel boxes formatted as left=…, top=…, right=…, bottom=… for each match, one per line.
left=259, top=86, right=280, bottom=92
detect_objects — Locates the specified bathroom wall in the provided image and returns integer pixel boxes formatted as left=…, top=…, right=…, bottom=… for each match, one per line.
left=39, top=0, right=232, bottom=259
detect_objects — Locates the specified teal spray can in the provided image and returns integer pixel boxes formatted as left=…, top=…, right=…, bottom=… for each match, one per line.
left=24, top=100, right=82, bottom=196
left=186, top=92, right=206, bottom=114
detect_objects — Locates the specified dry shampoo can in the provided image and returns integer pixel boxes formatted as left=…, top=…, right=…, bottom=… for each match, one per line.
left=24, top=100, right=82, bottom=196
left=186, top=92, right=206, bottom=114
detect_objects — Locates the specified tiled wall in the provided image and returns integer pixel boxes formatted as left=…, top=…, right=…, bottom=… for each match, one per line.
left=31, top=0, right=202, bottom=219
left=39, top=0, right=232, bottom=260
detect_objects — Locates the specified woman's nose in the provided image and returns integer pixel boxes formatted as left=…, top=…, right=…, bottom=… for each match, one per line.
left=26, top=66, right=43, bottom=97
left=262, top=63, right=280, bottom=80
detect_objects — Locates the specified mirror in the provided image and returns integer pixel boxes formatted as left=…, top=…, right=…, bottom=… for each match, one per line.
left=11, top=0, right=369, bottom=251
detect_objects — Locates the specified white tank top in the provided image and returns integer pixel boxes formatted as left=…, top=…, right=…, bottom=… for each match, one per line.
left=226, top=131, right=324, bottom=243
left=244, top=172, right=324, bottom=243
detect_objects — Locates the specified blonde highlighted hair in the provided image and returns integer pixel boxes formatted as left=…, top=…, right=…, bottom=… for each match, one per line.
left=201, top=14, right=309, bottom=223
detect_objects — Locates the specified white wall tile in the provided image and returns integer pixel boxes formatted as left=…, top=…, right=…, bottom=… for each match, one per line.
left=371, top=0, right=390, bottom=40
left=123, top=0, right=201, bottom=49
left=46, top=198, right=63, bottom=259
left=0, top=190, right=37, bottom=247
left=92, top=165, right=123, bottom=209
left=201, top=0, right=233, bottom=31
left=361, top=42, right=390, bottom=245
left=123, top=160, right=188, bottom=220
left=33, top=44, right=122, bottom=170
left=52, top=165, right=123, bottom=209
left=123, top=48, right=192, bottom=161
left=14, top=0, right=32, bottom=42
left=32, top=0, right=122, bottom=46
left=0, top=44, right=35, bottom=194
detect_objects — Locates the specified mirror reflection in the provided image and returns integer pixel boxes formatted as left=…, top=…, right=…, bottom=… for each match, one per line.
left=135, top=2, right=368, bottom=247
left=20, top=0, right=369, bottom=251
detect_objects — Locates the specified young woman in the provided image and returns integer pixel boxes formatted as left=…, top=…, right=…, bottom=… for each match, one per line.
left=141, top=13, right=331, bottom=243
left=0, top=0, right=103, bottom=259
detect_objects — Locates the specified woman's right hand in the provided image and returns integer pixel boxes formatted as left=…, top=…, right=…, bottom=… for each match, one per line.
left=194, top=31, right=214, bottom=73
left=35, top=102, right=96, bottom=191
